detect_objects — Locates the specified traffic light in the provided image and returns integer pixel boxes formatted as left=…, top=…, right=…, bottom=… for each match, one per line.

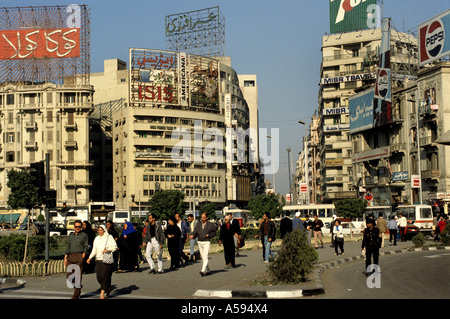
left=44, top=189, right=57, bottom=208
left=30, top=161, right=45, bottom=190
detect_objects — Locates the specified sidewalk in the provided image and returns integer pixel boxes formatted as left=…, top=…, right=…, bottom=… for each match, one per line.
left=0, top=236, right=441, bottom=299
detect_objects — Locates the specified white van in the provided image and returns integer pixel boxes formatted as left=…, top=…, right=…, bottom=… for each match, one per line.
left=107, top=210, right=130, bottom=225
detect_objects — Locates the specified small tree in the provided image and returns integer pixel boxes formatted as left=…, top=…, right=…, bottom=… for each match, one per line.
left=268, top=230, right=318, bottom=284
left=148, top=190, right=185, bottom=221
left=198, top=202, right=217, bottom=220
left=7, top=169, right=44, bottom=263
left=334, top=198, right=367, bottom=220
left=248, top=193, right=283, bottom=220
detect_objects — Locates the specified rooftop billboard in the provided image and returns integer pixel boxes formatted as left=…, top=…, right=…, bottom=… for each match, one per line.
left=418, top=9, right=450, bottom=67
left=330, top=0, right=379, bottom=34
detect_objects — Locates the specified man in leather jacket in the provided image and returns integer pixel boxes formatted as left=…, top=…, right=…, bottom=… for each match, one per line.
left=255, top=212, right=276, bottom=263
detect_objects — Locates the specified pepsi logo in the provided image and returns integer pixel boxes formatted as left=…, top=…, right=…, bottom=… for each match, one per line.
left=426, top=20, right=445, bottom=58
left=376, top=69, right=389, bottom=98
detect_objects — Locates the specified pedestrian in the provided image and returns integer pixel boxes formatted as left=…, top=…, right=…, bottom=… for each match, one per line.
left=255, top=212, right=276, bottom=263
left=190, top=212, right=217, bottom=276
left=143, top=213, right=165, bottom=274
left=227, top=212, right=242, bottom=257
left=438, top=215, right=447, bottom=234
left=312, top=215, right=324, bottom=249
left=30, top=221, right=39, bottom=236
left=82, top=220, right=96, bottom=274
left=175, top=213, right=190, bottom=266
left=64, top=220, right=89, bottom=299
left=86, top=224, right=118, bottom=299
left=187, top=214, right=198, bottom=261
left=165, top=216, right=182, bottom=270
left=280, top=211, right=293, bottom=239
left=376, top=213, right=388, bottom=248
left=106, top=220, right=119, bottom=271
left=432, top=213, right=439, bottom=241
left=219, top=215, right=238, bottom=269
left=292, top=212, right=305, bottom=232
left=398, top=213, right=407, bottom=242
left=133, top=223, right=145, bottom=265
left=117, top=221, right=139, bottom=272
left=303, top=215, right=314, bottom=244
left=330, top=215, right=337, bottom=248
left=333, top=219, right=344, bottom=255
left=361, top=218, right=381, bottom=276
left=387, top=216, right=397, bottom=246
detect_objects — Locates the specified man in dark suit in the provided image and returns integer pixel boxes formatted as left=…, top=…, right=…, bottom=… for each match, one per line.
left=280, top=211, right=293, bottom=239
left=227, top=213, right=242, bottom=256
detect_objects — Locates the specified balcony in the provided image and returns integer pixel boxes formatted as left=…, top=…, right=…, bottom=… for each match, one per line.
left=65, top=179, right=93, bottom=187
left=64, top=122, right=78, bottom=130
left=57, top=160, right=94, bottom=167
left=64, top=140, right=77, bottom=148
left=25, top=121, right=37, bottom=131
left=25, top=141, right=38, bottom=150
left=421, top=169, right=440, bottom=180
left=420, top=136, right=438, bottom=147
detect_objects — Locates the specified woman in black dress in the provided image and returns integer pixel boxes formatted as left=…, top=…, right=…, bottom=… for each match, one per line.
left=165, top=216, right=181, bottom=269
left=117, top=221, right=139, bottom=272
left=219, top=215, right=238, bottom=269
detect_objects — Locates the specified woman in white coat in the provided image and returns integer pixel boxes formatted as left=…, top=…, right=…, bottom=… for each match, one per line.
left=87, top=224, right=118, bottom=299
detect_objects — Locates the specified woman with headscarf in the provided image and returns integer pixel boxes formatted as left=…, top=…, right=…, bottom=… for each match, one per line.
left=165, top=216, right=181, bottom=269
left=82, top=221, right=96, bottom=274
left=219, top=215, right=238, bottom=269
left=117, top=221, right=139, bottom=272
left=87, top=224, right=118, bottom=299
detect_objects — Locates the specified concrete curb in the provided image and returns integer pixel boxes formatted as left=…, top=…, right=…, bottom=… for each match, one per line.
left=0, top=278, right=26, bottom=285
left=194, top=245, right=450, bottom=299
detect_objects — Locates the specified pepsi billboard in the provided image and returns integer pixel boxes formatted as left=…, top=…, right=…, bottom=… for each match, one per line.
left=419, top=10, right=450, bottom=67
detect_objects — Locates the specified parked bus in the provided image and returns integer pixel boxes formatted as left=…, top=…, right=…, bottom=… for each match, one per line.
left=395, top=204, right=433, bottom=235
left=223, top=209, right=251, bottom=227
left=282, top=204, right=336, bottom=225
left=107, top=210, right=131, bottom=225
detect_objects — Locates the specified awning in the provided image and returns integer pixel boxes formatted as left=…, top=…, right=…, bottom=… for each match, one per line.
left=0, top=214, right=21, bottom=223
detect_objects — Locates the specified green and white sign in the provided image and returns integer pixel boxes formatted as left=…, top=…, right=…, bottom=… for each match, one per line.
left=330, top=0, right=380, bottom=34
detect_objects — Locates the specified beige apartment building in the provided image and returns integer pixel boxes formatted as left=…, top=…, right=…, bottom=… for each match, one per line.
left=0, top=82, right=94, bottom=209
left=91, top=57, right=258, bottom=212
left=318, top=27, right=417, bottom=203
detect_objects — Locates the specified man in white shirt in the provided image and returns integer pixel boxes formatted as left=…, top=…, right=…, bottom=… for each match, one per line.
left=398, top=213, right=407, bottom=242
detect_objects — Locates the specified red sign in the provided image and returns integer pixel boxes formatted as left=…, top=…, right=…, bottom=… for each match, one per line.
left=0, top=28, right=80, bottom=60
left=300, top=183, right=308, bottom=193
left=138, top=85, right=174, bottom=103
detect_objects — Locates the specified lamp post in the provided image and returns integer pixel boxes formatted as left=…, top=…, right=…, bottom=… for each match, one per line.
left=267, top=135, right=275, bottom=192
left=286, top=147, right=292, bottom=205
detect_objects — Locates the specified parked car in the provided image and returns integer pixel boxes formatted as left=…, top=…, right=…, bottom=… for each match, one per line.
left=49, top=223, right=68, bottom=236
left=0, top=223, right=13, bottom=230
left=242, top=221, right=259, bottom=230
left=404, top=223, right=420, bottom=240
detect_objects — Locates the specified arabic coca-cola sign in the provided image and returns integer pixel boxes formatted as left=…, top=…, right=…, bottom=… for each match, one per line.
left=0, top=28, right=80, bottom=60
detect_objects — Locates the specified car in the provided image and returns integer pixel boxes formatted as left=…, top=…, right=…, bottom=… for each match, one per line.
left=0, top=223, right=13, bottom=230
left=404, top=223, right=420, bottom=240
left=242, top=221, right=259, bottom=230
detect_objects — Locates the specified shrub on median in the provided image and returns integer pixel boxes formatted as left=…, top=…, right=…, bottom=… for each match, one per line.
left=267, top=229, right=318, bottom=284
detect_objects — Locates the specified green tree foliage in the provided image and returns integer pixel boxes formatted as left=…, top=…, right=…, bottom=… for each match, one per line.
left=334, top=198, right=367, bottom=219
left=248, top=193, right=283, bottom=220
left=7, top=169, right=43, bottom=210
left=0, top=234, right=58, bottom=262
left=268, top=230, right=318, bottom=283
left=148, top=190, right=185, bottom=221
left=198, top=202, right=217, bottom=220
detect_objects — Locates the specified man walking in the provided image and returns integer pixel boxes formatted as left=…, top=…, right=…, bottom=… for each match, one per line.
left=190, top=212, right=217, bottom=276
left=280, top=211, right=293, bottom=239
left=143, top=213, right=165, bottom=274
left=175, top=213, right=190, bottom=265
left=376, top=213, right=388, bottom=248
left=187, top=214, right=198, bottom=261
left=291, top=212, right=304, bottom=232
left=227, top=212, right=242, bottom=256
left=303, top=215, right=314, bottom=244
left=387, top=216, right=397, bottom=246
left=64, top=220, right=89, bottom=299
left=312, top=215, right=324, bottom=249
left=255, top=212, right=276, bottom=263
left=361, top=218, right=381, bottom=276
left=398, top=213, right=407, bottom=242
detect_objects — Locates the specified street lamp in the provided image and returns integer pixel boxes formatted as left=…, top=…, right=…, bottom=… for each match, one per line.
left=286, top=147, right=292, bottom=205
left=297, top=121, right=308, bottom=204
left=267, top=135, right=275, bottom=192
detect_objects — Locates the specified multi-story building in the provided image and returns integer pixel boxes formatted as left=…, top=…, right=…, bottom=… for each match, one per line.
left=318, top=27, right=417, bottom=203
left=91, top=55, right=258, bottom=212
left=0, top=82, right=94, bottom=209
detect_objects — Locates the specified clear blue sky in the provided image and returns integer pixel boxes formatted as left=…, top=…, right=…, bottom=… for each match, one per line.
left=4, top=0, right=450, bottom=195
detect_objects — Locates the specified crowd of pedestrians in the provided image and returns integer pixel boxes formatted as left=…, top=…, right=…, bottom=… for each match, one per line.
left=64, top=209, right=450, bottom=299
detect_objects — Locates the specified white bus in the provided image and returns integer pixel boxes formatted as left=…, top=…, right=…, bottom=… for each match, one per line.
left=107, top=210, right=131, bottom=225
left=364, top=206, right=392, bottom=220
left=395, top=204, right=433, bottom=234
left=282, top=204, right=336, bottom=225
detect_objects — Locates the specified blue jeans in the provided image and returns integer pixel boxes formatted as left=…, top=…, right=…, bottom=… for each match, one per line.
left=264, top=236, right=275, bottom=262
left=190, top=238, right=198, bottom=259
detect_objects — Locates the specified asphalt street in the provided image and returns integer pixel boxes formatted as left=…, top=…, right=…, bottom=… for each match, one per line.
left=0, top=236, right=418, bottom=300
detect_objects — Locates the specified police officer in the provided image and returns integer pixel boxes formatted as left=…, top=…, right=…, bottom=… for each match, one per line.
left=361, top=218, right=381, bottom=276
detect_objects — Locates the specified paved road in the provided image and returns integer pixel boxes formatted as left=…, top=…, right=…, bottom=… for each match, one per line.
left=318, top=249, right=450, bottom=299
left=0, top=236, right=415, bottom=300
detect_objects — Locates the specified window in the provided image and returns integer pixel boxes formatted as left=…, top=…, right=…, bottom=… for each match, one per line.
left=244, top=80, right=255, bottom=87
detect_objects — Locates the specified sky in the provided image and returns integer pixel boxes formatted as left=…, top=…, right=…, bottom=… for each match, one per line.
left=3, top=0, right=450, bottom=196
